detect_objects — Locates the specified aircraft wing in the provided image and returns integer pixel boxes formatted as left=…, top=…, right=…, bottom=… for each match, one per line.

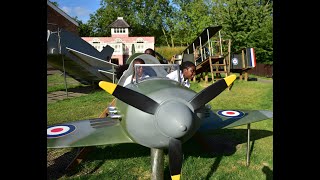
left=47, top=117, right=134, bottom=148
left=198, top=109, right=273, bottom=132
left=66, top=47, right=118, bottom=82
left=66, top=47, right=117, bottom=69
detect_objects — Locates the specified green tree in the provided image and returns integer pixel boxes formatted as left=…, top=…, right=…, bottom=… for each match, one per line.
left=49, top=1, right=58, bottom=7
left=173, top=0, right=215, bottom=47
left=76, top=0, right=273, bottom=63
left=74, top=18, right=94, bottom=37
left=209, top=0, right=273, bottom=64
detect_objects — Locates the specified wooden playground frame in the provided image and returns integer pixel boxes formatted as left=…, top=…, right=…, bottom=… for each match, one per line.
left=176, top=26, right=254, bottom=83
left=178, top=26, right=232, bottom=83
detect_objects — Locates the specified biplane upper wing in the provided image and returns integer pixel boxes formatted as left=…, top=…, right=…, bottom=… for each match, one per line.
left=47, top=117, right=134, bottom=148
left=198, top=109, right=273, bottom=132
left=66, top=47, right=118, bottom=82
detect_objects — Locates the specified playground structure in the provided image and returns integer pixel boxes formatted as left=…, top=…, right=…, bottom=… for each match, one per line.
left=172, top=26, right=256, bottom=83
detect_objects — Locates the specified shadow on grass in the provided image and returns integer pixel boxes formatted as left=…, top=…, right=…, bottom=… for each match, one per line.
left=47, top=148, right=80, bottom=180
left=64, top=85, right=101, bottom=94
left=58, top=143, right=150, bottom=177
left=247, top=77, right=258, bottom=81
left=182, top=129, right=273, bottom=179
left=262, top=165, right=273, bottom=180
left=47, top=129, right=272, bottom=179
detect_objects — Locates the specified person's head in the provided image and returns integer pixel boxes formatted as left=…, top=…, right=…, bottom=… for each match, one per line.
left=132, top=58, right=145, bottom=78
left=115, top=64, right=130, bottom=79
left=144, top=48, right=156, bottom=57
left=181, top=61, right=196, bottom=80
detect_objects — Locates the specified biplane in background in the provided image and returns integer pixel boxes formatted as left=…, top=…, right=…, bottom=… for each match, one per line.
left=47, top=29, right=118, bottom=85
left=172, top=26, right=257, bottom=82
left=47, top=54, right=272, bottom=180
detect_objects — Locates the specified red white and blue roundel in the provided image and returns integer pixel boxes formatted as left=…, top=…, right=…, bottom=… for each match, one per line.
left=217, top=110, right=245, bottom=118
left=47, top=124, right=76, bottom=138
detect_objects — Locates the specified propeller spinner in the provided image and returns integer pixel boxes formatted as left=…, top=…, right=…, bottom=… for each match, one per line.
left=99, top=74, right=236, bottom=180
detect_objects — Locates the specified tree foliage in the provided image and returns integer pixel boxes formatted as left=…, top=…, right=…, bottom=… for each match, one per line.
left=217, top=0, right=273, bottom=64
left=75, top=0, right=273, bottom=64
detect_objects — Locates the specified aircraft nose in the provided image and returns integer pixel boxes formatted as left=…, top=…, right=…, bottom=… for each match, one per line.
left=178, top=125, right=187, bottom=132
left=155, top=101, right=193, bottom=139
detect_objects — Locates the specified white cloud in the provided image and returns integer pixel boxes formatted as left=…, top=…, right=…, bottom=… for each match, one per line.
left=61, top=6, right=72, bottom=15
left=73, top=6, right=91, bottom=17
left=61, top=6, right=91, bottom=21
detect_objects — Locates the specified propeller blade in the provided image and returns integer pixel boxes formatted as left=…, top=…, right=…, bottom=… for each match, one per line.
left=189, top=75, right=236, bottom=110
left=169, top=138, right=183, bottom=180
left=99, top=81, right=160, bottom=115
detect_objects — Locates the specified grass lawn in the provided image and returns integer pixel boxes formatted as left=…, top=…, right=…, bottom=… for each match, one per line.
left=47, top=73, right=90, bottom=93
left=47, top=73, right=273, bottom=180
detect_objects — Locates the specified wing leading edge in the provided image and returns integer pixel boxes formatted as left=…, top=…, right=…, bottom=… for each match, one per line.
left=198, top=109, right=273, bottom=132
left=47, top=117, right=134, bottom=148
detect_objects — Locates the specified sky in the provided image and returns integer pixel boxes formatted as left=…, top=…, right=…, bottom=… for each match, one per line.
left=53, top=0, right=101, bottom=23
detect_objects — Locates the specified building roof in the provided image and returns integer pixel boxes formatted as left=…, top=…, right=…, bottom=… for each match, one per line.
left=47, top=0, right=79, bottom=27
left=82, top=36, right=155, bottom=43
left=108, top=17, right=130, bottom=28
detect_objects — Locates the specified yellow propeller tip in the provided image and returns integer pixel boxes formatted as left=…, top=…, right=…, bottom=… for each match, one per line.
left=98, top=81, right=106, bottom=86
left=224, top=74, right=237, bottom=86
left=171, top=174, right=181, bottom=180
left=99, top=81, right=117, bottom=94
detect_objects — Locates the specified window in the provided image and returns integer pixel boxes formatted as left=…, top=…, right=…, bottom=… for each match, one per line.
left=136, top=38, right=144, bottom=43
left=114, top=28, right=126, bottom=33
left=115, top=38, right=122, bottom=43
left=92, top=38, right=100, bottom=43
left=111, top=58, right=119, bottom=65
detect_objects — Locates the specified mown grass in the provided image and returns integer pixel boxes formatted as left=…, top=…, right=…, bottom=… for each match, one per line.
left=47, top=73, right=273, bottom=180
left=47, top=73, right=89, bottom=93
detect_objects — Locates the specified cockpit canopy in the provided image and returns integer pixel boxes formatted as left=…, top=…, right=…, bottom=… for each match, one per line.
left=133, top=64, right=180, bottom=84
left=118, top=54, right=181, bottom=86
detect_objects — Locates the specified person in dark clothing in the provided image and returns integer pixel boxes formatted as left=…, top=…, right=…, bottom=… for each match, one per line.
left=144, top=48, right=156, bottom=57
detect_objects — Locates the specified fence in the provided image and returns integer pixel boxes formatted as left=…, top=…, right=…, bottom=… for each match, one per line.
left=247, top=63, right=273, bottom=78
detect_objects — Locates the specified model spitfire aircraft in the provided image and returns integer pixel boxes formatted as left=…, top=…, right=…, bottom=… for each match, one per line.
left=47, top=54, right=273, bottom=180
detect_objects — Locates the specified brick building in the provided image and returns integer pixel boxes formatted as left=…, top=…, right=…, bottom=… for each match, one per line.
left=47, top=0, right=79, bottom=35
left=82, top=17, right=155, bottom=65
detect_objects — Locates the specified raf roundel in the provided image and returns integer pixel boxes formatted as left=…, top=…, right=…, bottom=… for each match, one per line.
left=217, top=110, right=245, bottom=118
left=47, top=124, right=76, bottom=138
left=232, top=58, right=238, bottom=65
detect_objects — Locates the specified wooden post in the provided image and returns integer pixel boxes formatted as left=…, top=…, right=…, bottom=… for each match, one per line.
left=227, top=39, right=231, bottom=76
left=241, top=49, right=246, bottom=69
left=199, top=37, right=203, bottom=62
left=244, top=71, right=248, bottom=81
left=193, top=43, right=196, bottom=64
left=218, top=31, right=223, bottom=55
left=207, top=29, right=212, bottom=57
left=241, top=49, right=246, bottom=81
left=226, top=39, right=232, bottom=90
left=209, top=56, right=214, bottom=82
